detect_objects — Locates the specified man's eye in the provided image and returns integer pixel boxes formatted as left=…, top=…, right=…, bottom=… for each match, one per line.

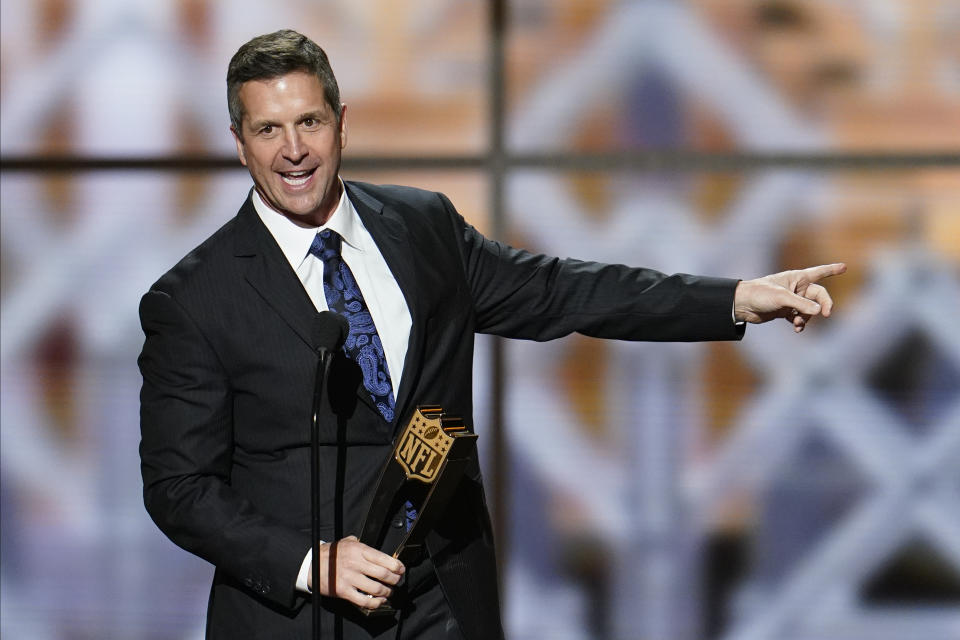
left=302, top=118, right=317, bottom=128
left=259, top=125, right=274, bottom=135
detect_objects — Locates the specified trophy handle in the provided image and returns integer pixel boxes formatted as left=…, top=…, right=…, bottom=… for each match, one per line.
left=357, top=461, right=409, bottom=552
left=393, top=435, right=476, bottom=564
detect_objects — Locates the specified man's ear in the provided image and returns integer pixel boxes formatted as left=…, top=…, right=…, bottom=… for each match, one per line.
left=231, top=125, right=248, bottom=166
left=338, top=103, right=348, bottom=150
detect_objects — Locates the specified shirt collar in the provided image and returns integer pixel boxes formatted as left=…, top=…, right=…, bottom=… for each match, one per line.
left=251, top=179, right=365, bottom=269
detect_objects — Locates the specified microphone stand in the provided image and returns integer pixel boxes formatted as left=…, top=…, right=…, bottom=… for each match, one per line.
left=311, top=346, right=334, bottom=639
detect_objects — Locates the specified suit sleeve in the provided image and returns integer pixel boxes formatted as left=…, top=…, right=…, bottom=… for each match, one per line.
left=138, top=289, right=310, bottom=610
left=436, top=192, right=744, bottom=342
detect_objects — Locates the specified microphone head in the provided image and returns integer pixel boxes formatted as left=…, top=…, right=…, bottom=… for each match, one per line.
left=314, top=311, right=349, bottom=352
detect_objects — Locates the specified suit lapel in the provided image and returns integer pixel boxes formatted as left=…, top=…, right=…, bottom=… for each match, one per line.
left=234, top=186, right=427, bottom=426
left=233, top=198, right=318, bottom=351
left=347, top=183, right=426, bottom=429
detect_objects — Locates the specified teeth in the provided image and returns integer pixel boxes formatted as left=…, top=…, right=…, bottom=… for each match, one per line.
left=281, top=170, right=311, bottom=186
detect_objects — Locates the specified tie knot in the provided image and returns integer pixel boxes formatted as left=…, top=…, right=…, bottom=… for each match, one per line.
left=310, top=229, right=342, bottom=259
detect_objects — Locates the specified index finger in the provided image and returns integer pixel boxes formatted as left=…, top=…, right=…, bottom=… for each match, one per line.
left=801, top=263, right=846, bottom=284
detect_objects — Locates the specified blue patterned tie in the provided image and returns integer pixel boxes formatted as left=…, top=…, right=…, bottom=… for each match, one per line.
left=310, top=229, right=395, bottom=423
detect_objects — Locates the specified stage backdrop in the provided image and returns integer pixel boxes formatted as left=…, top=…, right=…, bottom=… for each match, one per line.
left=2, top=1, right=958, bottom=639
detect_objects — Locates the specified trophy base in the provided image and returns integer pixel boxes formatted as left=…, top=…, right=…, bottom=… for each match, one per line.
left=359, top=601, right=397, bottom=617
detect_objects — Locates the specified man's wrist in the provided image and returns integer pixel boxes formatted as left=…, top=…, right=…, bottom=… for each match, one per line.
left=732, top=282, right=744, bottom=325
left=296, top=544, right=323, bottom=594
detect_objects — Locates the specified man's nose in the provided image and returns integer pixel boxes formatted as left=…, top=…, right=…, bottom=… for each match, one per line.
left=281, top=129, right=307, bottom=162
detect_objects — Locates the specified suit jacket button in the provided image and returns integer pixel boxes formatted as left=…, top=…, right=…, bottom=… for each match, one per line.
left=391, top=517, right=405, bottom=529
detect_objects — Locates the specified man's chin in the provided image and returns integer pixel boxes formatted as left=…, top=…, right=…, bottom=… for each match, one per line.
left=277, top=207, right=323, bottom=226
left=281, top=202, right=331, bottom=227
left=255, top=183, right=336, bottom=226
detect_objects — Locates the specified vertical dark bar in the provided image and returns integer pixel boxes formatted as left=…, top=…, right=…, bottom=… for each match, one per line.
left=488, top=0, right=509, bottom=597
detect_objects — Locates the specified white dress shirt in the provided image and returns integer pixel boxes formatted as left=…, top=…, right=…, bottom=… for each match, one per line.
left=252, top=184, right=411, bottom=399
left=251, top=182, right=412, bottom=593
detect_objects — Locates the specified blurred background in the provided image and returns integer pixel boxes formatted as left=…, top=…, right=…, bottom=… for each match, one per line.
left=1, top=1, right=959, bottom=639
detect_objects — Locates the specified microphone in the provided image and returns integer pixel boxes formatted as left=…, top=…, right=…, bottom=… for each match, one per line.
left=313, top=310, right=349, bottom=355
left=310, top=311, right=348, bottom=638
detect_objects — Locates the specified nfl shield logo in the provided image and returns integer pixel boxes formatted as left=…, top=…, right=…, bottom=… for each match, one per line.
left=394, top=407, right=454, bottom=483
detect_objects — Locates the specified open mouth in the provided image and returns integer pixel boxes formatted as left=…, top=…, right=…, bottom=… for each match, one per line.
left=279, top=168, right=316, bottom=187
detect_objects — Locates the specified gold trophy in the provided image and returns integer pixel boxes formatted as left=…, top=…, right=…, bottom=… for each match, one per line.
left=357, top=405, right=477, bottom=614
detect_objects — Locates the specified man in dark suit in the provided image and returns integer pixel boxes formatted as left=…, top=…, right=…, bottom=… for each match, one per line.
left=139, top=29, right=844, bottom=640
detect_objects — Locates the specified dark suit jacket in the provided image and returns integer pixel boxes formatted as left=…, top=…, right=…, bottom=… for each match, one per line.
left=139, top=181, right=744, bottom=639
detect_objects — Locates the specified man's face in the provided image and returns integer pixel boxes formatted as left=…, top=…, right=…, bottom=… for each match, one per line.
left=232, top=71, right=347, bottom=227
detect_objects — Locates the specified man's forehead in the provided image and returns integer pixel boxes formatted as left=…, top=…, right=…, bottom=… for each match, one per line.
left=238, top=72, right=333, bottom=120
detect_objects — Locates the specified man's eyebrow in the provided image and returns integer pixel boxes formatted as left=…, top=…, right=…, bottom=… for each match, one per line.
left=297, top=110, right=331, bottom=122
left=247, top=117, right=279, bottom=130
